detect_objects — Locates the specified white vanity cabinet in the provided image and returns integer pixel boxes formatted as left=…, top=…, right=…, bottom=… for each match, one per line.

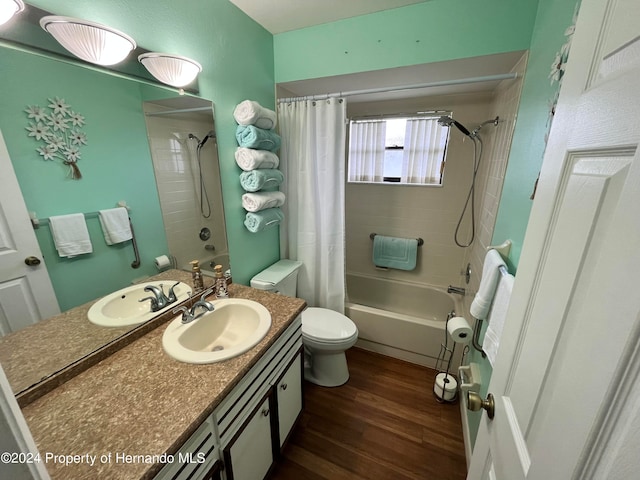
left=153, top=316, right=303, bottom=480
left=216, top=316, right=303, bottom=480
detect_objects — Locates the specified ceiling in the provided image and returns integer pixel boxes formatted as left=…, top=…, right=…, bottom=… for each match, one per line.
left=228, top=0, right=430, bottom=34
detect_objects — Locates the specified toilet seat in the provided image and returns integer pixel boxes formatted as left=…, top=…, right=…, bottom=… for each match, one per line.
left=301, top=308, right=358, bottom=343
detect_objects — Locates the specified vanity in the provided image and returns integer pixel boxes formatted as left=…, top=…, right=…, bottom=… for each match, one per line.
left=11, top=272, right=306, bottom=480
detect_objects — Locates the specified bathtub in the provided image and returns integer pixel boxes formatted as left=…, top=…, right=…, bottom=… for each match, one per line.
left=345, top=273, right=463, bottom=368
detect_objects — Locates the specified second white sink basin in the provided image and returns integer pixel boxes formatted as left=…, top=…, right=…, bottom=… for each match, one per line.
left=162, top=298, right=272, bottom=364
left=88, top=281, right=192, bottom=327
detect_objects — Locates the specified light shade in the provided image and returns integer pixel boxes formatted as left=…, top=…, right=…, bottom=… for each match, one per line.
left=0, top=0, right=24, bottom=26
left=138, top=53, right=202, bottom=88
left=40, top=16, right=136, bottom=66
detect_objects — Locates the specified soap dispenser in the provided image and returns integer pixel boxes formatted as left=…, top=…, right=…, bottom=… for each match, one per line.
left=214, top=264, right=229, bottom=298
left=190, top=260, right=205, bottom=294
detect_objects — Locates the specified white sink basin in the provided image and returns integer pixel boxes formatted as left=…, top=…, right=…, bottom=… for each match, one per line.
left=162, top=298, right=272, bottom=364
left=88, top=281, right=192, bottom=327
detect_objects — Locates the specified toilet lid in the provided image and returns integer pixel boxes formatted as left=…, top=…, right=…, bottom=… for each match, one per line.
left=301, top=307, right=357, bottom=341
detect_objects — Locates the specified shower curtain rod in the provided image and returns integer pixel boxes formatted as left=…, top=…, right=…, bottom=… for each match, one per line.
left=145, top=106, right=212, bottom=116
left=277, top=72, right=518, bottom=103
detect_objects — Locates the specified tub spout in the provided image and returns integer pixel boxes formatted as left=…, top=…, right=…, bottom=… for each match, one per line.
left=447, top=286, right=466, bottom=296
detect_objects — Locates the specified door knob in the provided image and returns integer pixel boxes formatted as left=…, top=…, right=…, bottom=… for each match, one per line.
left=467, top=392, right=495, bottom=419
left=24, top=256, right=41, bottom=266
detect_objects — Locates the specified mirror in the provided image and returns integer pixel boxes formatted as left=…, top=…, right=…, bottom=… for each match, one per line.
left=0, top=25, right=228, bottom=399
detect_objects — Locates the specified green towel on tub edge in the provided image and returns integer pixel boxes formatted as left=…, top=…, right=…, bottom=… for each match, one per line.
left=372, top=235, right=418, bottom=270
left=244, top=208, right=284, bottom=233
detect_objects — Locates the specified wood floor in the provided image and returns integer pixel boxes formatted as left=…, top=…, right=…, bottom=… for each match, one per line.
left=268, top=348, right=468, bottom=480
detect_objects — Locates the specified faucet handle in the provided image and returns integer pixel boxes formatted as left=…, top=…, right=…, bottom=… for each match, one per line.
left=199, top=288, right=214, bottom=302
left=139, top=296, right=159, bottom=312
left=172, top=305, right=193, bottom=324
left=167, top=282, right=181, bottom=303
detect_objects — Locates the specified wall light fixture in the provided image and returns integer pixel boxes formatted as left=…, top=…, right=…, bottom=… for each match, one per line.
left=40, top=16, right=136, bottom=66
left=138, top=53, right=202, bottom=88
left=0, top=0, right=24, bottom=26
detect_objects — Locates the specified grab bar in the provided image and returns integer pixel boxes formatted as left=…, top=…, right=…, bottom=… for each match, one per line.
left=472, top=264, right=509, bottom=357
left=128, top=217, right=141, bottom=269
left=369, top=233, right=424, bottom=246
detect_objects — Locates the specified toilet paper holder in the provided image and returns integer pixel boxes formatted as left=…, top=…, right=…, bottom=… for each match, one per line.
left=458, top=362, right=481, bottom=392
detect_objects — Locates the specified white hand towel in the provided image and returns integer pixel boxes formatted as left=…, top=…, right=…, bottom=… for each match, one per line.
left=484, top=273, right=514, bottom=366
left=98, top=207, right=132, bottom=245
left=233, top=100, right=277, bottom=130
left=49, top=213, right=93, bottom=258
left=470, top=249, right=506, bottom=319
left=234, top=147, right=279, bottom=171
left=242, top=191, right=286, bottom=212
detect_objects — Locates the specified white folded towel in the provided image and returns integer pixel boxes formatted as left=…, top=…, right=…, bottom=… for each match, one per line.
left=233, top=100, right=277, bottom=130
left=484, top=273, right=514, bottom=366
left=242, top=191, right=286, bottom=212
left=470, top=249, right=507, bottom=319
left=98, top=207, right=132, bottom=245
left=234, top=147, right=279, bottom=171
left=49, top=213, right=93, bottom=258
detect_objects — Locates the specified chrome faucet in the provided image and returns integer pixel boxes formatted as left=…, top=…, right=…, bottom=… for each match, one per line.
left=139, top=282, right=180, bottom=312
left=447, top=285, right=466, bottom=296
left=173, top=289, right=215, bottom=324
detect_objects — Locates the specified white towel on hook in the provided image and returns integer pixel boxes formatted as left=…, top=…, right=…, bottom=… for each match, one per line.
left=484, top=273, right=514, bottom=366
left=470, top=249, right=506, bottom=319
left=98, top=207, right=132, bottom=245
left=49, top=213, right=93, bottom=258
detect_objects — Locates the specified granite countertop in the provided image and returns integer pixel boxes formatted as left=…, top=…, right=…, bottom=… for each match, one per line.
left=20, top=283, right=306, bottom=480
left=0, top=270, right=204, bottom=404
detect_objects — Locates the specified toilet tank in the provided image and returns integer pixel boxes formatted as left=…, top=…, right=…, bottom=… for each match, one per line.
left=250, top=259, right=303, bottom=297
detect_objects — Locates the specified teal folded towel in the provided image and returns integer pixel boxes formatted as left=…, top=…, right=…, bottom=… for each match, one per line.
left=240, top=169, right=284, bottom=192
left=372, top=235, right=418, bottom=271
left=244, top=208, right=284, bottom=233
left=236, top=125, right=281, bottom=152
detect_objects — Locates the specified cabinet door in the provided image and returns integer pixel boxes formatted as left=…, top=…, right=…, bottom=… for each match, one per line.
left=276, top=352, right=303, bottom=448
left=223, top=396, right=273, bottom=480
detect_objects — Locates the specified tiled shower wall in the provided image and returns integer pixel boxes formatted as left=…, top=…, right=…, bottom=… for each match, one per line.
left=345, top=94, right=494, bottom=287
left=462, top=52, right=528, bottom=302
left=143, top=103, right=228, bottom=270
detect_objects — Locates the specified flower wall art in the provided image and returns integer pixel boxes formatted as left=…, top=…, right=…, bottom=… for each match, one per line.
left=25, top=97, right=87, bottom=179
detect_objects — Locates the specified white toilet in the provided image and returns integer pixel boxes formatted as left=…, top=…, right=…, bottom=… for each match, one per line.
left=250, top=259, right=358, bottom=387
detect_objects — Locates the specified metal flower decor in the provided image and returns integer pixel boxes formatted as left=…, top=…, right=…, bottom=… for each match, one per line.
left=25, top=97, right=87, bottom=179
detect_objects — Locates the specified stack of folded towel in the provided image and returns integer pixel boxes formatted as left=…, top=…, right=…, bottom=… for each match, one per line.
left=234, top=100, right=285, bottom=232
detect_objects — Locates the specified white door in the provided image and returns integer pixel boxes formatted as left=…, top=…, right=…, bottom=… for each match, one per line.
left=468, top=0, right=640, bottom=478
left=0, top=130, right=59, bottom=336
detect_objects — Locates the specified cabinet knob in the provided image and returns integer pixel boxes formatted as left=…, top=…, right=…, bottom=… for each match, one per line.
left=262, top=408, right=270, bottom=417
left=280, top=383, right=288, bottom=391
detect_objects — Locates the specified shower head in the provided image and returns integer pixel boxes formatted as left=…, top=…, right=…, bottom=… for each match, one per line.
left=197, top=130, right=216, bottom=149
left=437, top=116, right=472, bottom=137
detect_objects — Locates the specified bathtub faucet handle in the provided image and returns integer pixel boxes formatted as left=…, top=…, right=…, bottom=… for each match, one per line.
left=447, top=286, right=466, bottom=296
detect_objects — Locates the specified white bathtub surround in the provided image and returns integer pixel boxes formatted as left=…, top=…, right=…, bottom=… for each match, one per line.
left=345, top=273, right=463, bottom=368
left=278, top=98, right=347, bottom=312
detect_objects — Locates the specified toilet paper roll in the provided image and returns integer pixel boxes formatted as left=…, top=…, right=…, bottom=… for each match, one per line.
left=434, top=372, right=458, bottom=401
left=447, top=316, right=472, bottom=344
left=154, top=255, right=171, bottom=271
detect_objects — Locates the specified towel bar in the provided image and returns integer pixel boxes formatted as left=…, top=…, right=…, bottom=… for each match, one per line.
left=369, top=233, right=424, bottom=246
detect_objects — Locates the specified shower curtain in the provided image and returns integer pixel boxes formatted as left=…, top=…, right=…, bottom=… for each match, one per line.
left=278, top=98, right=347, bottom=313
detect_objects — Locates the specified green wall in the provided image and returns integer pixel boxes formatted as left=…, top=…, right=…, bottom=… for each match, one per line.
left=274, top=0, right=538, bottom=83
left=467, top=0, right=581, bottom=449
left=2, top=0, right=279, bottom=309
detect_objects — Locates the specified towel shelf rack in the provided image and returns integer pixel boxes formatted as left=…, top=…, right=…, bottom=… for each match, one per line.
left=369, top=233, right=424, bottom=246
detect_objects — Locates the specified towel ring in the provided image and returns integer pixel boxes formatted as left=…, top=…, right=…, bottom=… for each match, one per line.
left=369, top=233, right=424, bottom=246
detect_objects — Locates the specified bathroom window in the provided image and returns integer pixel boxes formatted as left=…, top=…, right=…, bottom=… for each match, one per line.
left=347, top=114, right=449, bottom=185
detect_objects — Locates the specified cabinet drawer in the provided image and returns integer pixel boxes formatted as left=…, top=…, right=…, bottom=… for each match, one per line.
left=155, top=416, right=218, bottom=480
